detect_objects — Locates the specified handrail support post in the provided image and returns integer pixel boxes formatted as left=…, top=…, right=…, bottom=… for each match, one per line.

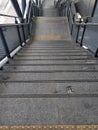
left=80, top=25, right=86, bottom=47
left=15, top=18, right=23, bottom=47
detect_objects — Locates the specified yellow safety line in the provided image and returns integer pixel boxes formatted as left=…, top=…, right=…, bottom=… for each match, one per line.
left=0, top=125, right=98, bottom=130
left=34, top=20, right=65, bottom=23
left=32, top=18, right=66, bottom=23
left=32, top=35, right=66, bottom=41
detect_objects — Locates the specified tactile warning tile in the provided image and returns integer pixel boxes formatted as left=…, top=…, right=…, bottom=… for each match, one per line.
left=33, top=35, right=66, bottom=41
left=34, top=19, right=66, bottom=23
left=0, top=125, right=98, bottom=130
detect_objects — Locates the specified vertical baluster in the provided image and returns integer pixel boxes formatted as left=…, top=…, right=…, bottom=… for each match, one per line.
left=76, top=19, right=81, bottom=43
left=15, top=18, right=23, bottom=47
left=80, top=24, right=86, bottom=47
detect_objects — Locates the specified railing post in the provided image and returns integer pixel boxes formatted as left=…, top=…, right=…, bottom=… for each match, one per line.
left=32, top=5, right=35, bottom=17
left=95, top=48, right=98, bottom=57
left=28, top=24, right=30, bottom=35
left=71, top=14, right=75, bottom=35
left=0, top=27, right=10, bottom=58
left=67, top=1, right=71, bottom=18
left=76, top=19, right=81, bottom=43
left=15, top=18, right=23, bottom=47
left=22, top=24, right=26, bottom=43
left=54, top=0, right=56, bottom=7
left=80, top=25, right=86, bottom=47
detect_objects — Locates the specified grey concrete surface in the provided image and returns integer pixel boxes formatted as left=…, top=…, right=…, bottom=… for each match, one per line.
left=4, top=64, right=98, bottom=72
left=43, top=0, right=55, bottom=8
left=9, top=59, right=98, bottom=65
left=43, top=8, right=58, bottom=16
left=0, top=98, right=98, bottom=125
left=32, top=17, right=71, bottom=41
left=0, top=0, right=98, bottom=125
left=0, top=71, right=98, bottom=82
left=0, top=82, right=98, bottom=94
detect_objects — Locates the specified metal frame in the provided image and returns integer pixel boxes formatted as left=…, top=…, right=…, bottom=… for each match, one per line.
left=56, top=0, right=98, bottom=57
left=22, top=0, right=26, bottom=15
left=11, top=0, right=23, bottom=19
left=0, top=0, right=42, bottom=69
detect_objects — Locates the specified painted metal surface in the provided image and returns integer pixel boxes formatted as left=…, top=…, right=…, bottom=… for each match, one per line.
left=93, top=1, right=98, bottom=22
left=11, top=0, right=23, bottom=18
left=75, top=0, right=96, bottom=17
left=22, top=0, right=26, bottom=14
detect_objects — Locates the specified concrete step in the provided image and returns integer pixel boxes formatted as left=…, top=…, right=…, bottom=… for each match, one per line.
left=43, top=8, right=58, bottom=16
left=9, top=59, right=98, bottom=65
left=32, top=17, right=71, bottom=41
left=0, top=71, right=98, bottom=82
left=19, top=50, right=89, bottom=53
left=0, top=98, right=97, bottom=125
left=17, top=53, right=90, bottom=56
left=0, top=82, right=98, bottom=95
left=4, top=64, right=98, bottom=72
left=13, top=55, right=92, bottom=60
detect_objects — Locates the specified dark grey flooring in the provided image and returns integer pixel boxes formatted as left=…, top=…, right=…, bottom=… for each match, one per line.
left=0, top=0, right=98, bottom=125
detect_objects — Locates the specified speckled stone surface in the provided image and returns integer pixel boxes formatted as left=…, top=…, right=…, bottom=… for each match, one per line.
left=0, top=0, right=98, bottom=125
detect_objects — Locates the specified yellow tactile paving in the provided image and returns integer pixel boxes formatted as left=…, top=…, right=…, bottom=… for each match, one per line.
left=0, top=125, right=98, bottom=130
left=32, top=35, right=66, bottom=41
left=33, top=19, right=65, bottom=23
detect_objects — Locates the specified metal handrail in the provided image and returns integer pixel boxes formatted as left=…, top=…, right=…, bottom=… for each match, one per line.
left=66, top=1, right=98, bottom=27
left=26, top=0, right=32, bottom=23
left=75, top=22, right=98, bottom=26
left=0, top=13, right=22, bottom=19
left=0, top=23, right=30, bottom=27
left=68, top=1, right=92, bottom=23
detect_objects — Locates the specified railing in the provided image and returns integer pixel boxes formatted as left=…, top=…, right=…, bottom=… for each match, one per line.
left=55, top=0, right=98, bottom=57
left=0, top=0, right=40, bottom=69
left=32, top=0, right=42, bottom=17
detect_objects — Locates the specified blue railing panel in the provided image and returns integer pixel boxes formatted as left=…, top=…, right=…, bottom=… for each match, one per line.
left=75, top=0, right=96, bottom=17
left=3, top=26, right=20, bottom=52
left=68, top=9, right=73, bottom=31
left=83, top=25, right=98, bottom=53
left=72, top=24, right=78, bottom=41
left=19, top=25, right=25, bottom=43
left=73, top=25, right=84, bottom=43
left=24, top=24, right=29, bottom=40
left=0, top=35, right=7, bottom=60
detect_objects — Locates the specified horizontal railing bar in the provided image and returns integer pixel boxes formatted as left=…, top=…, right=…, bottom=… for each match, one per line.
left=74, top=21, right=98, bottom=26
left=0, top=13, right=22, bottom=19
left=0, top=23, right=30, bottom=27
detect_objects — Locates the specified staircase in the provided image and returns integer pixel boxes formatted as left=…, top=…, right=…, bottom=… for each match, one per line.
left=0, top=0, right=98, bottom=128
